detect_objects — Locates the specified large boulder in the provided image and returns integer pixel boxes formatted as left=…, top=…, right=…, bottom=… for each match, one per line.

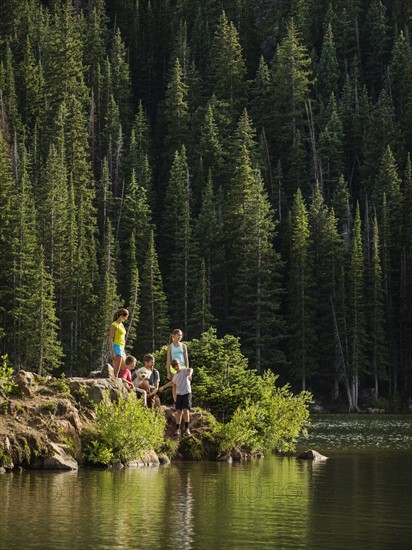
left=68, top=378, right=129, bottom=404
left=42, top=443, right=78, bottom=470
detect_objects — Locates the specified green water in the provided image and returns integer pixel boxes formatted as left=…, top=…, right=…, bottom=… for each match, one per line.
left=1, top=415, right=411, bottom=550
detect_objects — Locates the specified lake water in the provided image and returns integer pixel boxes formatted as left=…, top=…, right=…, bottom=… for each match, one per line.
left=1, top=415, right=411, bottom=550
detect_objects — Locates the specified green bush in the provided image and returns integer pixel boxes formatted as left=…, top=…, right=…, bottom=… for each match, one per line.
left=188, top=329, right=265, bottom=420
left=217, top=371, right=312, bottom=455
left=0, top=355, right=17, bottom=397
left=83, top=392, right=166, bottom=465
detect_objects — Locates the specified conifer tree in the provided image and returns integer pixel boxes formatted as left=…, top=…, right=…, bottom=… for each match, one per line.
left=97, top=218, right=119, bottom=366
left=124, top=231, right=140, bottom=355
left=163, top=58, right=190, bottom=163
left=347, top=204, right=367, bottom=409
left=12, top=160, right=63, bottom=373
left=318, top=95, right=344, bottom=198
left=288, top=189, right=316, bottom=389
left=363, top=91, right=401, bottom=199
left=390, top=32, right=412, bottom=150
left=317, top=24, right=339, bottom=107
left=401, top=155, right=412, bottom=396
left=137, top=230, right=169, bottom=355
left=161, top=146, right=193, bottom=332
left=38, top=144, right=69, bottom=320
left=363, top=0, right=389, bottom=99
left=367, top=215, right=387, bottom=397
left=231, top=169, right=284, bottom=373
left=109, top=27, right=132, bottom=128
left=250, top=56, right=273, bottom=132
left=0, top=128, right=16, bottom=348
left=272, top=19, right=313, bottom=158
left=207, top=11, right=247, bottom=118
left=190, top=257, right=215, bottom=339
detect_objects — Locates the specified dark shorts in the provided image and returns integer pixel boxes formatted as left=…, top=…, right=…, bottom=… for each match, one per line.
left=175, top=393, right=191, bottom=410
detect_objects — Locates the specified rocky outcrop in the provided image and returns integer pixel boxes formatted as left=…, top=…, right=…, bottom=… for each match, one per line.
left=68, top=377, right=129, bottom=404
left=0, top=372, right=157, bottom=471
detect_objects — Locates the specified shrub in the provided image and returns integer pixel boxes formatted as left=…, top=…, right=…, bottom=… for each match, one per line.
left=0, top=355, right=17, bottom=397
left=217, top=372, right=312, bottom=455
left=83, top=392, right=166, bottom=465
left=186, top=329, right=264, bottom=420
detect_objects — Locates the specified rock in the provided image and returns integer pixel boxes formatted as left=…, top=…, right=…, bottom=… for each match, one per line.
left=298, top=449, right=328, bottom=460
left=218, top=454, right=233, bottom=463
left=42, top=443, right=78, bottom=470
left=88, top=364, right=115, bottom=379
left=101, top=363, right=115, bottom=378
left=140, top=450, right=160, bottom=466
left=0, top=467, right=6, bottom=474
left=158, top=453, right=171, bottom=465
left=68, top=378, right=129, bottom=404
left=14, top=371, right=35, bottom=397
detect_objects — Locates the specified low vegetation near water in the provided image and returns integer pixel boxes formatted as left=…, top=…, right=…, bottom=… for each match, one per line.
left=1, top=331, right=312, bottom=466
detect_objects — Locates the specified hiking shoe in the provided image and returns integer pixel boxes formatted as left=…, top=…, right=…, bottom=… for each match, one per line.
left=175, top=428, right=181, bottom=436
left=184, top=428, right=191, bottom=436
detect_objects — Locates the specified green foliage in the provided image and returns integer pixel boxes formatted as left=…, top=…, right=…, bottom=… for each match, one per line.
left=0, top=355, right=16, bottom=396
left=48, top=375, right=71, bottom=398
left=83, top=393, right=166, bottom=465
left=41, top=401, right=57, bottom=413
left=217, top=371, right=312, bottom=455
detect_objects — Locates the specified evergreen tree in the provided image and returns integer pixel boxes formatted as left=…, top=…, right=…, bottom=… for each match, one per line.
left=207, top=11, right=247, bottom=118
left=190, top=257, right=215, bottom=338
left=163, top=58, right=190, bottom=162
left=316, top=24, right=339, bottom=107
left=0, top=128, right=16, bottom=349
left=318, top=95, right=344, bottom=198
left=231, top=169, right=284, bottom=373
left=287, top=189, right=316, bottom=390
left=137, top=230, right=169, bottom=355
left=363, top=0, right=389, bottom=99
left=271, top=19, right=313, bottom=159
left=347, top=204, right=367, bottom=409
left=161, top=146, right=193, bottom=332
left=109, top=27, right=132, bottom=128
left=367, top=215, right=387, bottom=397
left=390, top=32, right=412, bottom=150
left=250, top=56, right=273, bottom=132
left=12, top=160, right=63, bottom=373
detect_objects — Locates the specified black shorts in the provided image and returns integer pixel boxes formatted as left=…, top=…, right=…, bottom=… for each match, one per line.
left=175, top=393, right=191, bottom=410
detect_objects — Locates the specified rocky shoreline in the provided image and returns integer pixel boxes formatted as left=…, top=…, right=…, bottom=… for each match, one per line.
left=0, top=369, right=257, bottom=472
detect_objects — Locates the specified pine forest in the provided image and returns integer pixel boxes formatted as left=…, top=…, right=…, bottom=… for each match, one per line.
left=1, top=0, right=412, bottom=410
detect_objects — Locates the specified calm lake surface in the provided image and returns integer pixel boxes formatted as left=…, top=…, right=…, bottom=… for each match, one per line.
left=1, top=415, right=412, bottom=550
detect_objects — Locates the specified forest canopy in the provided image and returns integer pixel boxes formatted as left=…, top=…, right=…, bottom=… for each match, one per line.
left=0, top=0, right=411, bottom=411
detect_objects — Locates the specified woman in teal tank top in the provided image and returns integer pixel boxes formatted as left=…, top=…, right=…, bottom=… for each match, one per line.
left=166, top=329, right=189, bottom=405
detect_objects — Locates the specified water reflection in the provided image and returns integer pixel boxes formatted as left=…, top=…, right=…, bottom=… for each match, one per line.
left=1, top=416, right=412, bottom=550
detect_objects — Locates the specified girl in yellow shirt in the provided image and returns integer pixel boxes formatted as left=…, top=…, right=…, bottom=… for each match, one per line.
left=109, top=308, right=128, bottom=377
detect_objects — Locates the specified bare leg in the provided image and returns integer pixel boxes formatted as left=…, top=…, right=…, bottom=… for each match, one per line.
left=113, top=355, right=125, bottom=377
left=182, top=408, right=190, bottom=422
left=175, top=409, right=182, bottom=429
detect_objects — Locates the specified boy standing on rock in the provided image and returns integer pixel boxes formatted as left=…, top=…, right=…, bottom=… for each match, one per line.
left=160, top=359, right=192, bottom=436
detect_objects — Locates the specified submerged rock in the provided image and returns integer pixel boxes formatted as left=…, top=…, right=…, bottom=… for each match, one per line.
left=298, top=449, right=328, bottom=460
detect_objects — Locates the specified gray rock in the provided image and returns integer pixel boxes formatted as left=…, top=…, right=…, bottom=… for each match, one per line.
left=158, top=453, right=171, bottom=465
left=298, top=449, right=328, bottom=460
left=69, top=378, right=129, bottom=404
left=43, top=443, right=78, bottom=470
left=14, top=371, right=35, bottom=397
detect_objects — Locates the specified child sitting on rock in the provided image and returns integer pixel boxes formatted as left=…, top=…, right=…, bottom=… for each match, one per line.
left=119, top=355, right=147, bottom=406
left=159, top=359, right=193, bottom=436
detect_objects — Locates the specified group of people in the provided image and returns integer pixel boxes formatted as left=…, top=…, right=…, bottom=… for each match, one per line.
left=108, top=309, right=193, bottom=436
